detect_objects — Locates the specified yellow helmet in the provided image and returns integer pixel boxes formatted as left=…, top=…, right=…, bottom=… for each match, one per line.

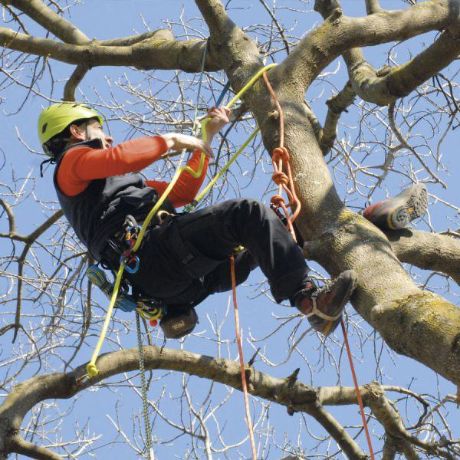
left=38, top=102, right=103, bottom=149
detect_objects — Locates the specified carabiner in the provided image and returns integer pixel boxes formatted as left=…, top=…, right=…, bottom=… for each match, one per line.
left=122, top=255, right=140, bottom=274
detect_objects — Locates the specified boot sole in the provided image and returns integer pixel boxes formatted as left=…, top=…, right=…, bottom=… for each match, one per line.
left=390, top=184, right=428, bottom=229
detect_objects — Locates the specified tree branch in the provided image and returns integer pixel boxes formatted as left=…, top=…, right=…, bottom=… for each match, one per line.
left=1, top=347, right=454, bottom=458
left=0, top=27, right=220, bottom=72
left=98, top=29, right=174, bottom=47
left=259, top=0, right=290, bottom=54
left=8, top=435, right=62, bottom=460
left=302, top=213, right=460, bottom=386
left=194, top=0, right=262, bottom=79
left=63, top=64, right=90, bottom=101
left=385, top=228, right=460, bottom=284
left=365, top=0, right=382, bottom=14
left=320, top=80, right=356, bottom=154
left=345, top=27, right=460, bottom=106
left=308, top=404, right=367, bottom=459
left=388, top=102, right=446, bottom=186
left=0, top=198, right=16, bottom=237
left=195, top=0, right=235, bottom=38
left=313, top=1, right=460, bottom=106
left=0, top=347, right=383, bottom=458
left=2, top=0, right=90, bottom=44
left=10, top=210, right=64, bottom=341
left=282, top=0, right=455, bottom=92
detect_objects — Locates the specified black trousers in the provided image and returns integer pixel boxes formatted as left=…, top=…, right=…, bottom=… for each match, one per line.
left=127, top=199, right=309, bottom=310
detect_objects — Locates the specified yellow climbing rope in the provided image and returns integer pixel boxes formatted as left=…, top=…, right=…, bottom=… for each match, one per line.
left=86, top=63, right=277, bottom=378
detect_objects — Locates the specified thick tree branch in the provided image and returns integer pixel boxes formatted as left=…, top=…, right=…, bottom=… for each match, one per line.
left=283, top=0, right=456, bottom=91
left=345, top=27, right=460, bottom=106
left=313, top=1, right=460, bottom=106
left=302, top=213, right=460, bottom=386
left=0, top=348, right=454, bottom=459
left=386, top=229, right=460, bottom=284
left=195, top=0, right=235, bottom=38
left=195, top=0, right=262, bottom=88
left=8, top=435, right=62, bottom=460
left=99, top=29, right=174, bottom=47
left=0, top=347, right=383, bottom=458
left=0, top=28, right=220, bottom=72
left=1, top=0, right=90, bottom=44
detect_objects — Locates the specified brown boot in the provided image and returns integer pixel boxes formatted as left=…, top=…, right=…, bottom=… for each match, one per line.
left=295, top=270, right=357, bottom=336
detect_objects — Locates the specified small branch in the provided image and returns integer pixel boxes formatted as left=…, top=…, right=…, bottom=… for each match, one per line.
left=388, top=103, right=446, bottom=187
left=12, top=210, right=63, bottom=342
left=314, top=0, right=341, bottom=19
left=308, top=404, right=367, bottom=459
left=365, top=0, right=382, bottom=14
left=321, top=80, right=356, bottom=154
left=0, top=198, right=15, bottom=236
left=259, top=0, right=290, bottom=54
left=1, top=3, right=28, bottom=33
left=63, top=64, right=90, bottom=101
left=27, top=210, right=63, bottom=243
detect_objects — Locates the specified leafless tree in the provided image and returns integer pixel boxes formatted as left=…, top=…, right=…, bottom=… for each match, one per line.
left=0, top=0, right=459, bottom=458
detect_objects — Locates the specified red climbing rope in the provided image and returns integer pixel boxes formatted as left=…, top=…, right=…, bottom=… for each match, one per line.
left=230, top=255, right=257, bottom=460
left=262, top=72, right=302, bottom=242
left=263, top=70, right=375, bottom=459
left=341, top=320, right=376, bottom=459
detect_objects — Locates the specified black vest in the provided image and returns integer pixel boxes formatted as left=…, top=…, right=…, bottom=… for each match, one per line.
left=53, top=140, right=175, bottom=261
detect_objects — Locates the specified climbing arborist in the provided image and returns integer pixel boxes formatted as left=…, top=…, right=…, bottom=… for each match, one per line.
left=38, top=102, right=425, bottom=339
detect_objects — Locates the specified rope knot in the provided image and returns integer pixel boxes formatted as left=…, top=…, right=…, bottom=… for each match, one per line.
left=271, top=146, right=290, bottom=163
left=271, top=195, right=285, bottom=207
left=272, top=171, right=289, bottom=186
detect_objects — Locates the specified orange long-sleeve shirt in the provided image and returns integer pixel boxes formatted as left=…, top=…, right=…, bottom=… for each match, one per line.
left=56, top=136, right=209, bottom=208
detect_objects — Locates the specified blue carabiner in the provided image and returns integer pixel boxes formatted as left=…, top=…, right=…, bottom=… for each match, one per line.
left=122, top=255, right=140, bottom=274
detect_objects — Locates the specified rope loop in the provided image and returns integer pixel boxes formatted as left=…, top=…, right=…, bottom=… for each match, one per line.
left=272, top=171, right=289, bottom=186
left=271, top=146, right=290, bottom=163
